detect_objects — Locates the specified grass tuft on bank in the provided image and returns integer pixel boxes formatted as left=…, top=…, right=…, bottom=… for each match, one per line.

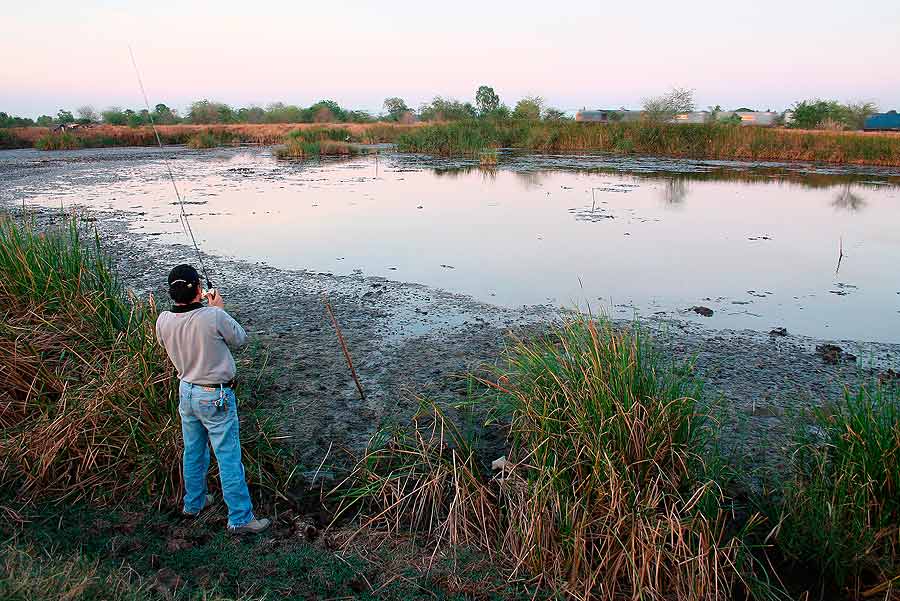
left=34, top=131, right=83, bottom=150
left=0, top=215, right=288, bottom=506
left=274, top=127, right=358, bottom=159
left=340, top=316, right=764, bottom=600
left=769, top=381, right=900, bottom=598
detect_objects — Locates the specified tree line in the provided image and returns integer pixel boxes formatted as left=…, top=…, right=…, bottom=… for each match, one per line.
left=0, top=86, right=888, bottom=130
left=0, top=86, right=565, bottom=129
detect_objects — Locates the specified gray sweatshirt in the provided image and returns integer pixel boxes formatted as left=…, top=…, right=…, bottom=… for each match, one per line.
left=155, top=306, right=248, bottom=385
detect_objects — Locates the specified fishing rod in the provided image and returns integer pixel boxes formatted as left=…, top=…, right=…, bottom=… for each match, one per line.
left=128, top=46, right=366, bottom=400
left=128, top=45, right=213, bottom=291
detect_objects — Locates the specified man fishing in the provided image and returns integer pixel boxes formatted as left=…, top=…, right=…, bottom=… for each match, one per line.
left=155, top=264, right=270, bottom=535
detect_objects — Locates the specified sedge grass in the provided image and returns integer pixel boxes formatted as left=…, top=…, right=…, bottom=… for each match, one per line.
left=0, top=215, right=287, bottom=505
left=341, top=315, right=762, bottom=600
left=770, top=381, right=900, bottom=597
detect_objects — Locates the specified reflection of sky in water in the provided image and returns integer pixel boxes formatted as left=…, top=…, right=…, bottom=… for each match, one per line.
left=19, top=148, right=900, bottom=343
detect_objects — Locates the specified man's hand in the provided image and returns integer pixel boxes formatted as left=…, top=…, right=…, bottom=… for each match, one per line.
left=205, top=289, right=224, bottom=309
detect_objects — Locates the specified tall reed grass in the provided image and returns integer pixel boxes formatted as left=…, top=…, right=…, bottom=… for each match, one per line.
left=0, top=215, right=286, bottom=505
left=395, top=120, right=900, bottom=166
left=186, top=130, right=238, bottom=149
left=339, top=316, right=761, bottom=600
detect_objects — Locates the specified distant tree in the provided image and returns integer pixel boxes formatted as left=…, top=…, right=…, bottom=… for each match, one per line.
left=345, top=110, right=373, bottom=123
left=188, top=100, right=234, bottom=124
left=309, top=100, right=345, bottom=122
left=843, top=101, right=878, bottom=130
left=152, top=103, right=179, bottom=124
left=36, top=115, right=54, bottom=127
left=734, top=107, right=755, bottom=112
left=418, top=97, right=477, bottom=121
left=102, top=107, right=128, bottom=126
left=475, top=85, right=500, bottom=116
left=76, top=105, right=99, bottom=124
left=0, top=112, right=35, bottom=127
left=264, top=102, right=305, bottom=123
left=512, top=96, right=543, bottom=120
left=56, top=109, right=75, bottom=125
left=383, top=97, right=410, bottom=121
left=542, top=106, right=568, bottom=121
left=313, top=107, right=334, bottom=122
left=641, top=88, right=694, bottom=122
left=789, top=99, right=847, bottom=129
left=122, top=109, right=144, bottom=128
left=217, top=104, right=235, bottom=123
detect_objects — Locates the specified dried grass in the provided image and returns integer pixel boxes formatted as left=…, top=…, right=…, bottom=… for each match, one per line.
left=0, top=216, right=286, bottom=506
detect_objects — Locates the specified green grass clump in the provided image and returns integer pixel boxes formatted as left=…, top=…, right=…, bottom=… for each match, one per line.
left=395, top=120, right=504, bottom=155
left=34, top=131, right=82, bottom=150
left=185, top=130, right=236, bottom=148
left=490, top=317, right=750, bottom=599
left=479, top=149, right=498, bottom=166
left=771, top=382, right=900, bottom=597
left=342, top=315, right=759, bottom=600
left=274, top=128, right=358, bottom=159
left=0, top=215, right=287, bottom=505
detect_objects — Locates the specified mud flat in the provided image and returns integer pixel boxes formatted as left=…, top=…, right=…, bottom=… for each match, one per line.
left=6, top=202, right=898, bottom=474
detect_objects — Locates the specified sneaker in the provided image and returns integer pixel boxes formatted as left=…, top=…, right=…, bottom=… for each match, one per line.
left=227, top=518, right=271, bottom=535
left=182, top=494, right=216, bottom=518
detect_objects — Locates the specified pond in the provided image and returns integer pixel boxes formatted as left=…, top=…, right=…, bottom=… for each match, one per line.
left=5, top=147, right=900, bottom=342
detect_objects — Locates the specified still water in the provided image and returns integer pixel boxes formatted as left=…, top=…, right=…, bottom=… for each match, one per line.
left=12, top=147, right=900, bottom=342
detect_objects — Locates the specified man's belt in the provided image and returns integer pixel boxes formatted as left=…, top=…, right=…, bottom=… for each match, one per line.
left=191, top=379, right=237, bottom=389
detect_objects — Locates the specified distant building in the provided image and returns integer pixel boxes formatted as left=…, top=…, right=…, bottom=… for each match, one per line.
left=672, top=111, right=710, bottom=124
left=674, top=111, right=780, bottom=126
left=575, top=109, right=641, bottom=123
left=864, top=111, right=900, bottom=131
left=733, top=111, right=780, bottom=126
left=576, top=108, right=781, bottom=126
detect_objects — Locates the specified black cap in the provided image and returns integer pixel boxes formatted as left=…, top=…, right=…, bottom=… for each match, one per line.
left=168, top=264, right=200, bottom=287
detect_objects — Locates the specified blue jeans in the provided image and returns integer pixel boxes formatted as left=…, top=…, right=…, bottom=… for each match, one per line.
left=178, top=380, right=255, bottom=528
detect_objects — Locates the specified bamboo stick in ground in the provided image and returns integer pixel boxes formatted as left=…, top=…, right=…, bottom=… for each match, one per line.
left=323, top=296, right=366, bottom=400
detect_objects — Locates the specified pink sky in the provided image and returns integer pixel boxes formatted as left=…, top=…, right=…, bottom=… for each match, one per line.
left=3, top=0, right=899, bottom=117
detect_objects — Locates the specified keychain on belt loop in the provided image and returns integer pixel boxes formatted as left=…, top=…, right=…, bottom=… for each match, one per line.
left=216, top=384, right=226, bottom=411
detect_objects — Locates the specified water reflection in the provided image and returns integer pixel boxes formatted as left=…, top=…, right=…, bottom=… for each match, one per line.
left=831, top=184, right=866, bottom=213
left=662, top=178, right=690, bottom=205
left=513, top=171, right=546, bottom=189
left=16, top=148, right=900, bottom=342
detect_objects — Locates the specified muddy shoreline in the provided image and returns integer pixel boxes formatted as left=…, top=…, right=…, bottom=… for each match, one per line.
left=5, top=201, right=897, bottom=474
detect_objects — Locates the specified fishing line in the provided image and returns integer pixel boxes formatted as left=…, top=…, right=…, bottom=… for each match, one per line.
left=128, top=45, right=213, bottom=289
